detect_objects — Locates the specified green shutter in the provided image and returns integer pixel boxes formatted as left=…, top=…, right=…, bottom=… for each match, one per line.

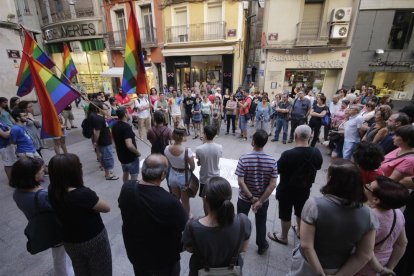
left=46, top=39, right=105, bottom=53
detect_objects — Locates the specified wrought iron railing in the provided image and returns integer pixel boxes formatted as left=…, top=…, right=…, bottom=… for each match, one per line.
left=165, top=21, right=226, bottom=43
left=107, top=28, right=157, bottom=48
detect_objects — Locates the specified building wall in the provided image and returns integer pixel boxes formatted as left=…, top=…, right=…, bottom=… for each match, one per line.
left=342, top=7, right=414, bottom=101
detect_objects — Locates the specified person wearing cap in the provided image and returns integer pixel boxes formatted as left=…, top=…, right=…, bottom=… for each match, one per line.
left=342, top=104, right=364, bottom=160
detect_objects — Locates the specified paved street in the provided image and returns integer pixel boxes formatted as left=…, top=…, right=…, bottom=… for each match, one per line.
left=0, top=107, right=332, bottom=276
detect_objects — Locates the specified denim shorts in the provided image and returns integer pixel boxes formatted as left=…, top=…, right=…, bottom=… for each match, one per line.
left=98, top=145, right=114, bottom=170
left=121, top=157, right=139, bottom=176
left=168, top=168, right=191, bottom=190
left=239, top=115, right=248, bottom=131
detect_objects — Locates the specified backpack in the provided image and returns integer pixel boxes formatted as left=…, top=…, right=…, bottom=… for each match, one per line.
left=81, top=117, right=93, bottom=139
left=151, top=127, right=168, bottom=154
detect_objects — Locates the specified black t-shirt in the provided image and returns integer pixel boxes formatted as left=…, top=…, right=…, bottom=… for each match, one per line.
left=309, top=104, right=328, bottom=124
left=118, top=181, right=187, bottom=269
left=112, top=121, right=137, bottom=164
left=183, top=96, right=195, bottom=115
left=49, top=187, right=104, bottom=243
left=276, top=147, right=323, bottom=196
left=92, top=114, right=112, bottom=146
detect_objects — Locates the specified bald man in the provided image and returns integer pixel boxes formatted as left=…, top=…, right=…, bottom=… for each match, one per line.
left=118, top=154, right=187, bottom=276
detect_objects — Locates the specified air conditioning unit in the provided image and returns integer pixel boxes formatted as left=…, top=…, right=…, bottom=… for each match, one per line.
left=331, top=7, right=352, bottom=22
left=330, top=23, right=349, bottom=39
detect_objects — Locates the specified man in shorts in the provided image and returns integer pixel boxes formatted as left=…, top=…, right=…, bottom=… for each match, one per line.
left=62, top=104, right=77, bottom=130
left=238, top=89, right=252, bottom=141
left=112, top=108, right=141, bottom=183
left=168, top=90, right=182, bottom=128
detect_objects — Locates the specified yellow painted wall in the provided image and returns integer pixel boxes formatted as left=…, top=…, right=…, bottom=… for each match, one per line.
left=163, top=6, right=172, bottom=28
left=224, top=1, right=239, bottom=31
left=188, top=3, right=204, bottom=25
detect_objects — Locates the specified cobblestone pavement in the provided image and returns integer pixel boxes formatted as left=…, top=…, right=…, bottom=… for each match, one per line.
left=0, top=107, right=332, bottom=276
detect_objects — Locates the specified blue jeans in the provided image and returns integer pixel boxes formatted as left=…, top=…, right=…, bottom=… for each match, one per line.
left=121, top=157, right=140, bottom=177
left=237, top=198, right=269, bottom=249
left=98, top=145, right=114, bottom=170
left=274, top=118, right=289, bottom=142
left=239, top=115, right=248, bottom=131
left=342, top=141, right=357, bottom=160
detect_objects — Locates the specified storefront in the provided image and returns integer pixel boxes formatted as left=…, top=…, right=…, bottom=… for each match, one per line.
left=42, top=19, right=112, bottom=94
left=265, top=50, right=350, bottom=99
left=163, top=46, right=237, bottom=93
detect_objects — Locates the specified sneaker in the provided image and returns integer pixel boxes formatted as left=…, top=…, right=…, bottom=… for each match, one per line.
left=258, top=242, right=269, bottom=255
left=225, top=132, right=229, bottom=135
left=271, top=139, right=278, bottom=142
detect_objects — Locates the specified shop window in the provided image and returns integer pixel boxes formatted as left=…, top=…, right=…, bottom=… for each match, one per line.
left=388, top=10, right=414, bottom=50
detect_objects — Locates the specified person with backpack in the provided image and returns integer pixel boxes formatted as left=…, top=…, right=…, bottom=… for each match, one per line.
left=147, top=111, right=172, bottom=155
left=268, top=125, right=322, bottom=245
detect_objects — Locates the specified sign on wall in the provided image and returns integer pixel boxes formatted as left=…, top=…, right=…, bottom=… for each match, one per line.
left=43, top=20, right=103, bottom=43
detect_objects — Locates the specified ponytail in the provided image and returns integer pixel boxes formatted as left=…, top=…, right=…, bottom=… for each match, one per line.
left=217, top=199, right=235, bottom=227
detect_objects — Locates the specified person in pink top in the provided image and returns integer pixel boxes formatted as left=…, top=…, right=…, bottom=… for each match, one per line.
left=357, top=176, right=409, bottom=276
left=379, top=125, right=414, bottom=182
left=149, top=88, right=158, bottom=110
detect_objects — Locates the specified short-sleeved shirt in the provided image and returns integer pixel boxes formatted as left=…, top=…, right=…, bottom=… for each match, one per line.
left=147, top=126, right=172, bottom=154
left=201, top=101, right=212, bottom=115
left=115, top=94, right=132, bottom=113
left=118, top=181, right=187, bottom=269
left=10, top=125, right=36, bottom=154
left=112, top=121, right=137, bottom=164
left=277, top=101, right=292, bottom=119
left=0, top=121, right=10, bottom=148
left=13, top=189, right=51, bottom=220
left=169, top=97, right=182, bottom=116
left=239, top=97, right=252, bottom=116
left=182, top=214, right=252, bottom=276
left=309, top=104, right=328, bottom=124
left=379, top=148, right=414, bottom=177
left=291, top=97, right=311, bottom=119
left=196, top=142, right=222, bottom=185
left=49, top=187, right=104, bottom=243
left=183, top=97, right=195, bottom=115
left=235, top=151, right=278, bottom=201
left=0, top=110, right=14, bottom=127
left=134, top=97, right=150, bottom=119
left=344, top=114, right=364, bottom=142
left=92, top=114, right=112, bottom=146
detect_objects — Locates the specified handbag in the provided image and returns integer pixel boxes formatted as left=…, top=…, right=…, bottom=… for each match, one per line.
left=24, top=190, right=63, bottom=255
left=189, top=215, right=245, bottom=276
left=184, top=147, right=200, bottom=198
left=321, top=106, right=331, bottom=126
left=375, top=209, right=396, bottom=246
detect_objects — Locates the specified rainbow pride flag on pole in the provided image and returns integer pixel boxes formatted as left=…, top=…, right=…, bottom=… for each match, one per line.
left=61, top=43, right=78, bottom=84
left=24, top=53, right=80, bottom=138
left=122, top=2, right=147, bottom=95
left=16, top=29, right=56, bottom=97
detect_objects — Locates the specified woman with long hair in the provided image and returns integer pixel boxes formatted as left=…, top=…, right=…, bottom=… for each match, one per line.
left=289, top=159, right=378, bottom=276
left=192, top=96, right=202, bottom=139
left=164, top=128, right=195, bottom=217
left=182, top=177, right=251, bottom=276
left=356, top=176, right=409, bottom=276
left=9, top=96, right=20, bottom=111
left=308, top=95, right=328, bottom=147
left=11, top=157, right=74, bottom=276
left=48, top=154, right=112, bottom=276
left=212, top=96, right=222, bottom=135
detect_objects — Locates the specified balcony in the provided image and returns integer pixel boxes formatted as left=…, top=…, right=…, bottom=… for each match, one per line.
left=295, top=21, right=329, bottom=47
left=107, top=28, right=158, bottom=49
left=165, top=21, right=226, bottom=43
left=41, top=7, right=95, bottom=25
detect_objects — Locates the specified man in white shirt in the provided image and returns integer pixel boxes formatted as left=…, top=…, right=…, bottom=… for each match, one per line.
left=196, top=125, right=222, bottom=214
left=343, top=104, right=364, bottom=160
left=329, top=94, right=341, bottom=116
left=168, top=90, right=182, bottom=128
left=133, top=94, right=151, bottom=139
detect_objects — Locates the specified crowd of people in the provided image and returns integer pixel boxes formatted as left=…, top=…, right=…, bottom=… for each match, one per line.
left=2, top=81, right=414, bottom=276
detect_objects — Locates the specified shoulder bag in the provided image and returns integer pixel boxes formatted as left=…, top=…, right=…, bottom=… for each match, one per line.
left=189, top=215, right=245, bottom=276
left=375, top=209, right=396, bottom=247
left=24, top=190, right=63, bottom=255
left=184, top=147, right=199, bottom=198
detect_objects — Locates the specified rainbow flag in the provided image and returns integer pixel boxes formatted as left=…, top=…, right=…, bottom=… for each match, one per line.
left=16, top=30, right=56, bottom=97
left=122, top=3, right=147, bottom=95
left=61, top=43, right=78, bottom=84
left=24, top=53, right=80, bottom=138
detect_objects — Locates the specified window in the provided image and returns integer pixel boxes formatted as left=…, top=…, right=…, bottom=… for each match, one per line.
left=15, top=0, right=30, bottom=16
left=114, top=9, right=127, bottom=45
left=388, top=10, right=414, bottom=50
left=141, top=5, right=155, bottom=42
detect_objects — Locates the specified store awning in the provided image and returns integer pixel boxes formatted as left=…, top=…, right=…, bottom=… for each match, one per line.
left=162, top=46, right=234, bottom=56
left=101, top=66, right=152, bottom=78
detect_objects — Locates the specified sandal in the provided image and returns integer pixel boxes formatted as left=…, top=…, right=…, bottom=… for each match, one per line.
left=106, top=175, right=119, bottom=180
left=267, top=232, right=288, bottom=245
left=291, top=225, right=300, bottom=239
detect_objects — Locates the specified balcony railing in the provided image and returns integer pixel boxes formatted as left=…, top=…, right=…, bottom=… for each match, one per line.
left=296, top=21, right=329, bottom=47
left=107, top=28, right=157, bottom=49
left=41, top=7, right=95, bottom=25
left=166, top=21, right=226, bottom=43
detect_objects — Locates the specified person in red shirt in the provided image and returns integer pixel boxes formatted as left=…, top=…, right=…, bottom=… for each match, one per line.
left=353, top=142, right=384, bottom=184
left=239, top=89, right=252, bottom=141
left=115, top=88, right=132, bottom=114
left=208, top=91, right=216, bottom=104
